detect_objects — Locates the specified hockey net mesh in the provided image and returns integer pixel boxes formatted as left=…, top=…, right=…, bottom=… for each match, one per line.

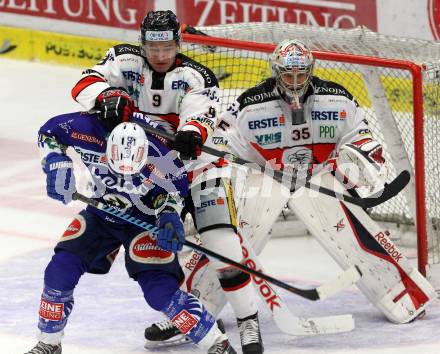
left=180, top=23, right=440, bottom=268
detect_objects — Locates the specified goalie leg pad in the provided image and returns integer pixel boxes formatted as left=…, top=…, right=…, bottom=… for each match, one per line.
left=289, top=172, right=436, bottom=323
left=234, top=171, right=290, bottom=254
left=179, top=247, right=227, bottom=317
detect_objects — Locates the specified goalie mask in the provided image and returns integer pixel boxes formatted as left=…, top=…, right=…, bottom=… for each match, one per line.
left=106, top=122, right=149, bottom=176
left=270, top=39, right=315, bottom=110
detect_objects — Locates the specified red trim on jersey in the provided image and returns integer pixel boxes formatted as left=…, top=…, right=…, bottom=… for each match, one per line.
left=250, top=142, right=336, bottom=168
left=187, top=158, right=228, bottom=183
left=184, top=121, right=208, bottom=142
left=71, top=75, right=105, bottom=101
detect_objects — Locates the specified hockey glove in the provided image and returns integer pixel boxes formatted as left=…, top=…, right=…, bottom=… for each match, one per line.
left=169, top=130, right=203, bottom=160
left=95, top=88, right=136, bottom=131
left=157, top=212, right=185, bottom=253
left=335, top=140, right=388, bottom=195
left=43, top=153, right=76, bottom=204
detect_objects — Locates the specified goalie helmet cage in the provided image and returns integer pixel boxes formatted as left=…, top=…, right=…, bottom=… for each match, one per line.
left=179, top=23, right=440, bottom=278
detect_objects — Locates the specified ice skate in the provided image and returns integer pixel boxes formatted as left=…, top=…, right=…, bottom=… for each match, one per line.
left=207, top=335, right=237, bottom=354
left=237, top=313, right=264, bottom=354
left=144, top=318, right=225, bottom=348
left=24, top=341, right=61, bottom=354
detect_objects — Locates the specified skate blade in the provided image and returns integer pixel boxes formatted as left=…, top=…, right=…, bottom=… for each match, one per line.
left=144, top=334, right=191, bottom=349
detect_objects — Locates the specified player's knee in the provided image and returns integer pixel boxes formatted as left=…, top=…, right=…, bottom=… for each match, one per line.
left=44, top=250, right=87, bottom=291
left=201, top=229, right=243, bottom=270
left=137, top=271, right=180, bottom=311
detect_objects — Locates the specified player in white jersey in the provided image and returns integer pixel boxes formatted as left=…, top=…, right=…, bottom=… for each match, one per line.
left=145, top=39, right=436, bottom=346
left=216, top=39, right=435, bottom=325
left=221, top=40, right=382, bottom=173
left=71, top=10, right=262, bottom=354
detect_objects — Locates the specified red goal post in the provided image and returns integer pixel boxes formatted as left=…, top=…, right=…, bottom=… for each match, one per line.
left=180, top=25, right=440, bottom=278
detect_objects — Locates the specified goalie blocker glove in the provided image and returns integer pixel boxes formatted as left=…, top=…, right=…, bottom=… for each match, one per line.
left=94, top=87, right=136, bottom=131
left=169, top=130, right=203, bottom=160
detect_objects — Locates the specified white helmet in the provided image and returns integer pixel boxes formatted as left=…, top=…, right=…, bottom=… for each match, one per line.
left=269, top=39, right=315, bottom=108
left=106, top=122, right=149, bottom=175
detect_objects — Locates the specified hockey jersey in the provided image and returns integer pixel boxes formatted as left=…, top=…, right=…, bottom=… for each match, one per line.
left=38, top=112, right=188, bottom=224
left=219, top=77, right=376, bottom=171
left=71, top=44, right=219, bottom=144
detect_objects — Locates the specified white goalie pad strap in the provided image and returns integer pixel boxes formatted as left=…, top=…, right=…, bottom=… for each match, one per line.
left=288, top=172, right=436, bottom=323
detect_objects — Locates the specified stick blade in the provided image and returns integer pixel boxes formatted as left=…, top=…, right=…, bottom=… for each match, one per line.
left=274, top=311, right=355, bottom=335
left=363, top=170, right=410, bottom=208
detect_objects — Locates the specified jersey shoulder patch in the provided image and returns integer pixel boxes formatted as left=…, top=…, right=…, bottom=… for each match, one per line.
left=114, top=44, right=142, bottom=57
left=237, top=78, right=279, bottom=110
left=178, top=54, right=218, bottom=88
left=311, top=77, right=354, bottom=101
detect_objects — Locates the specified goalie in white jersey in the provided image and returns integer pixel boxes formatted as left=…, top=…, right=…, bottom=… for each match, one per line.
left=71, top=9, right=261, bottom=354
left=219, top=39, right=435, bottom=325
left=145, top=39, right=436, bottom=347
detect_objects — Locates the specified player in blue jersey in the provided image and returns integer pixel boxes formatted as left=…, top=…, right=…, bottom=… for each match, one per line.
left=25, top=113, right=237, bottom=354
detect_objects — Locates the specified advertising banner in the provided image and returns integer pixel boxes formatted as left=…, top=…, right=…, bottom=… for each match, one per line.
left=0, top=0, right=438, bottom=40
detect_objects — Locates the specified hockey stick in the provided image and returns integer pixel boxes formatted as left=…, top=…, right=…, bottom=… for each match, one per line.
left=73, top=192, right=361, bottom=301
left=133, top=115, right=410, bottom=209
left=237, top=230, right=355, bottom=335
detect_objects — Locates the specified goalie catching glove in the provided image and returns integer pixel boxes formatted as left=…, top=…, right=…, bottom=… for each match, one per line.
left=94, top=88, right=136, bottom=131
left=333, top=139, right=388, bottom=197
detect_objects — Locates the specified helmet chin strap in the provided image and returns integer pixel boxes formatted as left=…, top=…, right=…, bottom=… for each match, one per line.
left=291, top=107, right=305, bottom=125
left=277, top=87, right=306, bottom=125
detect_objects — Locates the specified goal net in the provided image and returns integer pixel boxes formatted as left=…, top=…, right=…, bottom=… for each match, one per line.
left=179, top=22, right=440, bottom=281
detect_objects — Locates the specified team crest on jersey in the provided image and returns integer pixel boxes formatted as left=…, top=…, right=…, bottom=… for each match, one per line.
left=129, top=232, right=175, bottom=264
left=283, top=147, right=313, bottom=169
left=60, top=215, right=86, bottom=242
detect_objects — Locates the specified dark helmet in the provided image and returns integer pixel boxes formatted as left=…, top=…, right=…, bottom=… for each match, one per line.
left=140, top=10, right=181, bottom=44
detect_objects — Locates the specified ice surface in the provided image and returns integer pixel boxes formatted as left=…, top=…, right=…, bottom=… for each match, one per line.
left=0, top=58, right=439, bottom=354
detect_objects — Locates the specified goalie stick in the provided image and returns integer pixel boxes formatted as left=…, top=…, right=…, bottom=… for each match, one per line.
left=237, top=230, right=355, bottom=335
left=132, top=115, right=410, bottom=209
left=73, top=192, right=361, bottom=301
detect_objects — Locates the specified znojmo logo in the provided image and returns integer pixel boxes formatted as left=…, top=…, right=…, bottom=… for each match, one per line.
left=428, top=0, right=440, bottom=40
